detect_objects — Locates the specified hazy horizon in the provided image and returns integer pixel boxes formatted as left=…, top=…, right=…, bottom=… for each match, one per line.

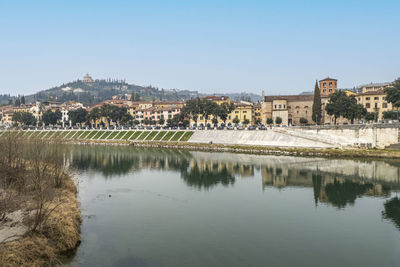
left=1, top=0, right=399, bottom=96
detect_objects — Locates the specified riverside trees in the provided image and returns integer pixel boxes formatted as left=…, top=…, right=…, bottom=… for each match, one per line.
left=12, top=111, right=36, bottom=126
left=325, top=91, right=367, bottom=124
left=312, top=81, right=322, bottom=124
left=181, top=98, right=235, bottom=126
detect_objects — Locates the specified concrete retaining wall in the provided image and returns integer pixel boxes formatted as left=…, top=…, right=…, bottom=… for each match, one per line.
left=188, top=125, right=400, bottom=148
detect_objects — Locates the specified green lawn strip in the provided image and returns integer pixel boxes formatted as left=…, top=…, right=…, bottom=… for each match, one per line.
left=44, top=131, right=57, bottom=139
left=153, top=131, right=166, bottom=141
left=72, top=131, right=85, bottom=139
left=129, top=131, right=142, bottom=140
left=36, top=131, right=46, bottom=138
left=16, top=131, right=25, bottom=137
left=145, top=131, right=158, bottom=141
left=65, top=131, right=77, bottom=139
left=136, top=131, right=150, bottom=141
left=23, top=131, right=34, bottom=138
left=123, top=131, right=135, bottom=140
left=85, top=131, right=98, bottom=139
left=77, top=131, right=91, bottom=139
left=99, top=131, right=112, bottom=140
left=170, top=131, right=184, bottom=141
left=115, top=131, right=127, bottom=140
left=180, top=131, right=194, bottom=141
left=107, top=131, right=120, bottom=139
left=92, top=131, right=105, bottom=139
left=59, top=131, right=71, bottom=139
left=50, top=131, right=63, bottom=139
left=162, top=131, right=175, bottom=141
left=28, top=131, right=39, bottom=138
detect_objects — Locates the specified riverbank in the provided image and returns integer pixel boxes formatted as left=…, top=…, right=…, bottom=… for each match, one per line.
left=0, top=176, right=81, bottom=266
left=62, top=139, right=400, bottom=160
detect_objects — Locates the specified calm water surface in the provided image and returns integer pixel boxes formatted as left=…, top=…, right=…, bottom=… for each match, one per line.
left=66, top=145, right=400, bottom=267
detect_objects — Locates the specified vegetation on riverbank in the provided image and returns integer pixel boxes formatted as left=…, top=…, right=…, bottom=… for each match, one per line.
left=0, top=133, right=81, bottom=266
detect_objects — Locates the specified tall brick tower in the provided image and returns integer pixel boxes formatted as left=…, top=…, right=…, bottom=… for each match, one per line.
left=319, top=77, right=337, bottom=97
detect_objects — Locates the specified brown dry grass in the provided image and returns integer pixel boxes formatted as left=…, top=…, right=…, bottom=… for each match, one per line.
left=0, top=176, right=81, bottom=267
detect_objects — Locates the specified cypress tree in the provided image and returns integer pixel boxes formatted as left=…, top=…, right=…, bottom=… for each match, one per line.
left=312, top=80, right=322, bottom=124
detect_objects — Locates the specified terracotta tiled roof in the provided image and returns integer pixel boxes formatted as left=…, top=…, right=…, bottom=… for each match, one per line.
left=319, top=77, right=337, bottom=81
left=264, top=95, right=314, bottom=102
left=358, top=89, right=386, bottom=96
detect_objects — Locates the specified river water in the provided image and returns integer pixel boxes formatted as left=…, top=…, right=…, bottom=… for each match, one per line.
left=66, top=145, right=400, bottom=267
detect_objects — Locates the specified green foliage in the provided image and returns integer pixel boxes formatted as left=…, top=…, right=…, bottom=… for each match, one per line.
left=158, top=118, right=165, bottom=125
left=232, top=117, right=240, bottom=125
left=68, top=108, right=88, bottom=125
left=42, top=109, right=62, bottom=125
left=385, top=78, right=400, bottom=108
left=12, top=111, right=36, bottom=126
left=275, top=117, right=282, bottom=124
left=312, top=81, right=322, bottom=124
left=383, top=110, right=400, bottom=120
left=243, top=118, right=250, bottom=125
left=266, top=118, right=273, bottom=125
left=325, top=91, right=367, bottom=124
left=365, top=112, right=378, bottom=122
left=299, top=117, right=308, bottom=124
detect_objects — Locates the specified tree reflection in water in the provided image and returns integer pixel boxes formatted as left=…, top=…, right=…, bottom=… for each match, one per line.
left=383, top=197, right=400, bottom=230
left=68, top=145, right=399, bottom=205
left=180, top=161, right=235, bottom=189
left=324, top=179, right=373, bottom=209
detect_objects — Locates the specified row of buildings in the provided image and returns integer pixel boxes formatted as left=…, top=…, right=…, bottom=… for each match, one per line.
left=0, top=77, right=396, bottom=127
left=261, top=78, right=395, bottom=125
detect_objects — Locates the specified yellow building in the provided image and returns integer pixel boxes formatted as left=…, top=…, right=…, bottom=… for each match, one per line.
left=226, top=103, right=253, bottom=125
left=357, top=89, right=393, bottom=121
left=191, top=96, right=254, bottom=127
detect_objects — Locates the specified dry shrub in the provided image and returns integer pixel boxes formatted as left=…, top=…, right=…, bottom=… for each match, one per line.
left=0, top=132, right=81, bottom=266
left=0, top=235, right=56, bottom=266
left=0, top=176, right=81, bottom=266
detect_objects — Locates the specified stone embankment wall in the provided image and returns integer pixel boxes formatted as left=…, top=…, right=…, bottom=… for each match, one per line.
left=189, top=124, right=400, bottom=148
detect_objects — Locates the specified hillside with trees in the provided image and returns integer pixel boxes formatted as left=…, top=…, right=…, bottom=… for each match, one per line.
left=22, top=78, right=261, bottom=105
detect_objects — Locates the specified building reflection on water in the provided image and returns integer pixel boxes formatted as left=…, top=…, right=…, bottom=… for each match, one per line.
left=68, top=145, right=400, bottom=228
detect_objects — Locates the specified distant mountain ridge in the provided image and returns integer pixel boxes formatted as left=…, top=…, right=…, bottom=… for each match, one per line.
left=17, top=76, right=262, bottom=105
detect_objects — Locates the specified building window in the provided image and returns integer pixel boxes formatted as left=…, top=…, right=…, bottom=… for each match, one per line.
left=366, top=103, right=370, bottom=108
left=243, top=111, right=247, bottom=113
left=329, top=88, right=332, bottom=92
left=284, top=104, right=286, bottom=108
left=383, top=103, right=388, bottom=108
left=366, top=97, right=370, bottom=100
left=374, top=97, right=379, bottom=100
left=375, top=103, right=378, bottom=108
left=323, top=82, right=326, bottom=87
left=329, top=82, right=332, bottom=86
left=274, top=105, right=277, bottom=109
left=323, top=89, right=326, bottom=92
left=279, top=104, right=281, bottom=108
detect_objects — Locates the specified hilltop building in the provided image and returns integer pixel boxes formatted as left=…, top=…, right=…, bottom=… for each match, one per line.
left=83, top=73, right=94, bottom=83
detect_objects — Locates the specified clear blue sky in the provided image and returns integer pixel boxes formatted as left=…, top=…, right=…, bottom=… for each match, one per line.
left=0, top=0, right=399, bottom=96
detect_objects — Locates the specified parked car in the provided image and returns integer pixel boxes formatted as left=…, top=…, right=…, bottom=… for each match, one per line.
left=248, top=125, right=256, bottom=130
left=237, top=126, right=244, bottom=130
left=259, top=125, right=266, bottom=130
left=217, top=125, right=224, bottom=130
left=227, top=125, right=234, bottom=130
